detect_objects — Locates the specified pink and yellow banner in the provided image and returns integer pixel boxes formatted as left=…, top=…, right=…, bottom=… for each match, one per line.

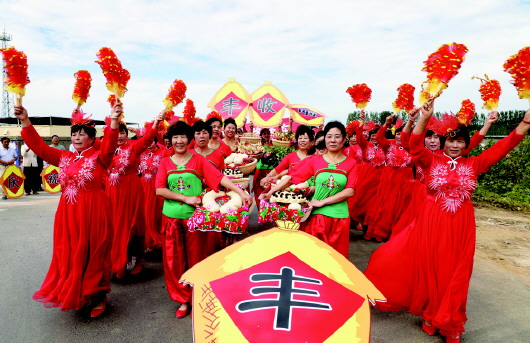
left=208, top=78, right=251, bottom=127
left=288, top=104, right=326, bottom=126
left=249, top=82, right=289, bottom=128
left=0, top=165, right=25, bottom=199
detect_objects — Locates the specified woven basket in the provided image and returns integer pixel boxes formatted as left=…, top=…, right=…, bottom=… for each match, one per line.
left=231, top=177, right=250, bottom=189
left=237, top=159, right=257, bottom=175
left=239, top=136, right=261, bottom=144
left=248, top=151, right=264, bottom=160
left=272, top=139, right=292, bottom=148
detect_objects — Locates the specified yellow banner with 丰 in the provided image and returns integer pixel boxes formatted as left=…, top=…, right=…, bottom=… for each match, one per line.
left=208, top=78, right=251, bottom=127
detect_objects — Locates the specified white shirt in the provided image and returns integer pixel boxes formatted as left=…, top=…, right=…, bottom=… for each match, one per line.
left=22, top=144, right=38, bottom=167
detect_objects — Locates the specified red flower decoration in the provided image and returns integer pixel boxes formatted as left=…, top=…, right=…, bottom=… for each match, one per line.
left=346, top=83, right=372, bottom=109
left=0, top=46, right=30, bottom=96
left=431, top=113, right=461, bottom=136
left=206, top=111, right=223, bottom=121
left=72, top=70, right=92, bottom=107
left=163, top=79, right=187, bottom=110
left=392, top=83, right=415, bottom=112
left=95, top=47, right=130, bottom=98
left=503, top=46, right=530, bottom=100
left=70, top=109, right=94, bottom=127
left=477, top=77, right=501, bottom=110
left=182, top=99, right=198, bottom=125
left=420, top=43, right=468, bottom=104
left=363, top=121, right=376, bottom=132
left=346, top=120, right=362, bottom=137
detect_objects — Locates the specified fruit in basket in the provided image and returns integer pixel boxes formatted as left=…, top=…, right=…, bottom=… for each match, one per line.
left=236, top=141, right=264, bottom=155
left=241, top=132, right=259, bottom=137
left=273, top=132, right=295, bottom=141
left=224, top=153, right=249, bottom=165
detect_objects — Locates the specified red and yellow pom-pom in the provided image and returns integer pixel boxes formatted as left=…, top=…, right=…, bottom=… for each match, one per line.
left=456, top=99, right=476, bottom=126
left=503, top=46, right=530, bottom=100
left=72, top=70, right=92, bottom=107
left=206, top=111, right=223, bottom=121
left=95, top=47, right=130, bottom=98
left=346, top=120, right=362, bottom=137
left=107, top=94, right=117, bottom=107
left=346, top=83, right=372, bottom=109
left=182, top=99, right=198, bottom=125
left=392, top=84, right=415, bottom=113
left=163, top=79, right=187, bottom=110
left=0, top=46, right=30, bottom=96
left=70, top=109, right=94, bottom=126
left=420, top=43, right=468, bottom=104
left=474, top=75, right=501, bottom=110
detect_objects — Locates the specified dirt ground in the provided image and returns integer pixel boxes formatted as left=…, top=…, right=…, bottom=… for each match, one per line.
left=474, top=206, right=530, bottom=286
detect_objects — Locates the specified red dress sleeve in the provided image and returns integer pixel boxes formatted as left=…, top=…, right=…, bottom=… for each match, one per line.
left=473, top=130, right=525, bottom=175
left=356, top=126, right=368, bottom=149
left=197, top=155, right=224, bottom=191
left=99, top=127, right=119, bottom=167
left=274, top=152, right=297, bottom=174
left=376, top=126, right=391, bottom=152
left=463, top=131, right=485, bottom=155
left=345, top=160, right=358, bottom=189
left=218, top=141, right=232, bottom=158
left=410, top=132, right=434, bottom=170
left=155, top=157, right=171, bottom=189
left=132, top=127, right=157, bottom=156
left=401, top=131, right=411, bottom=152
left=290, top=156, right=317, bottom=185
left=21, top=124, right=64, bottom=166
left=208, top=149, right=226, bottom=170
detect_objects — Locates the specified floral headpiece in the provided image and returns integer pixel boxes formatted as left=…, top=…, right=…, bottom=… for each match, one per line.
left=206, top=110, right=223, bottom=121
left=346, top=120, right=362, bottom=137
left=431, top=113, right=461, bottom=137
left=70, top=109, right=95, bottom=127
left=363, top=120, right=376, bottom=132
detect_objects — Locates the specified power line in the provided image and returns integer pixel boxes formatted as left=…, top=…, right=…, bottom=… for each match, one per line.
left=1, top=29, right=13, bottom=118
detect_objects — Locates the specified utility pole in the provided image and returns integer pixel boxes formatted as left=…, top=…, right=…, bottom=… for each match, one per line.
left=1, top=29, right=13, bottom=118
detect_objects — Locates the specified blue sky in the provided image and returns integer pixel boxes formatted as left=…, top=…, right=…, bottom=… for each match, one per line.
left=2, top=0, right=530, bottom=125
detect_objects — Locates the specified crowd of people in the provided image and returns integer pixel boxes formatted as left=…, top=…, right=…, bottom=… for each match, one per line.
left=10, top=99, right=530, bottom=343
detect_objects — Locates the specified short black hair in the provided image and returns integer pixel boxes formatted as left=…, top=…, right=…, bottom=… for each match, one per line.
left=260, top=128, right=270, bottom=136
left=167, top=121, right=193, bottom=142
left=1, top=137, right=10, bottom=143
left=223, top=118, right=236, bottom=128
left=441, top=125, right=470, bottom=149
left=323, top=121, right=347, bottom=140
left=205, top=117, right=222, bottom=127
left=51, top=135, right=59, bottom=139
left=295, top=125, right=315, bottom=141
left=118, top=123, right=128, bottom=137
left=71, top=123, right=96, bottom=138
left=192, top=120, right=212, bottom=137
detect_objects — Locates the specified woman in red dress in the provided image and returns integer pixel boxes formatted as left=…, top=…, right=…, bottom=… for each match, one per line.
left=155, top=121, right=252, bottom=318
left=15, top=104, right=121, bottom=317
left=107, top=114, right=164, bottom=278
left=205, top=116, right=232, bottom=158
left=364, top=102, right=530, bottom=343
left=221, top=118, right=238, bottom=153
left=251, top=128, right=273, bottom=204
left=139, top=135, right=167, bottom=251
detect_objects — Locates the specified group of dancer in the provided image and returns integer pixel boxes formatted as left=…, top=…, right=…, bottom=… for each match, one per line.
left=14, top=97, right=530, bottom=342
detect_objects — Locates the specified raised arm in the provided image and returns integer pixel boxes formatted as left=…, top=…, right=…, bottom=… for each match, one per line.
left=98, top=103, right=123, bottom=167
left=376, top=118, right=392, bottom=152
left=132, top=111, right=165, bottom=156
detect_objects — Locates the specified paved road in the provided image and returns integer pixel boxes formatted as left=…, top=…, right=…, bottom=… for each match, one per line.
left=1, top=194, right=529, bottom=342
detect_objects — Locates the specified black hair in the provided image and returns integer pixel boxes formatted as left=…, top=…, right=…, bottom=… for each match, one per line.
left=441, top=125, right=470, bottom=149
left=167, top=121, right=193, bottom=142
left=295, top=125, right=315, bottom=141
left=314, top=130, right=325, bottom=141
left=71, top=123, right=97, bottom=138
left=192, top=120, right=212, bottom=137
left=205, top=117, right=222, bottom=127
left=425, top=129, right=446, bottom=146
left=323, top=121, right=347, bottom=139
left=51, top=135, right=59, bottom=139
left=1, top=137, right=10, bottom=143
left=118, top=123, right=128, bottom=137
left=223, top=118, right=236, bottom=129
left=260, top=128, right=270, bottom=136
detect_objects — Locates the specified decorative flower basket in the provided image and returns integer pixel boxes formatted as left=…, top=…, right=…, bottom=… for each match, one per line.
left=271, top=139, right=292, bottom=148
left=188, top=194, right=249, bottom=234
left=258, top=199, right=311, bottom=224
left=239, top=136, right=261, bottom=144
left=237, top=159, right=257, bottom=175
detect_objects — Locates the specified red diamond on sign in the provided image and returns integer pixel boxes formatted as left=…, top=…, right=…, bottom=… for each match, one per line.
left=253, top=93, right=285, bottom=121
left=210, top=252, right=365, bottom=342
left=214, top=92, right=248, bottom=119
left=45, top=170, right=60, bottom=189
left=4, top=173, right=23, bottom=194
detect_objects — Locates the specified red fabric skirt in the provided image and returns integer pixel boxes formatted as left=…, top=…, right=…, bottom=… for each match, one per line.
left=364, top=196, right=476, bottom=335
left=161, top=216, right=215, bottom=303
left=33, top=190, right=112, bottom=311
left=140, top=177, right=164, bottom=250
left=301, top=214, right=350, bottom=257
left=349, top=163, right=381, bottom=224
left=390, top=179, right=427, bottom=239
left=107, top=173, right=145, bottom=273
left=364, top=167, right=413, bottom=241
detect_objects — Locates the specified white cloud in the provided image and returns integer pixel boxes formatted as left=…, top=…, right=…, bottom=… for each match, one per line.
left=1, top=0, right=530, bottom=125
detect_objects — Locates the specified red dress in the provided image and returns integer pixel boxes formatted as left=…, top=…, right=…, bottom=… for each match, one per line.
left=139, top=143, right=167, bottom=250
left=364, top=130, right=525, bottom=336
left=273, top=151, right=304, bottom=174
left=22, top=124, right=118, bottom=311
left=351, top=127, right=386, bottom=225
left=364, top=126, right=413, bottom=241
left=106, top=129, right=156, bottom=274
